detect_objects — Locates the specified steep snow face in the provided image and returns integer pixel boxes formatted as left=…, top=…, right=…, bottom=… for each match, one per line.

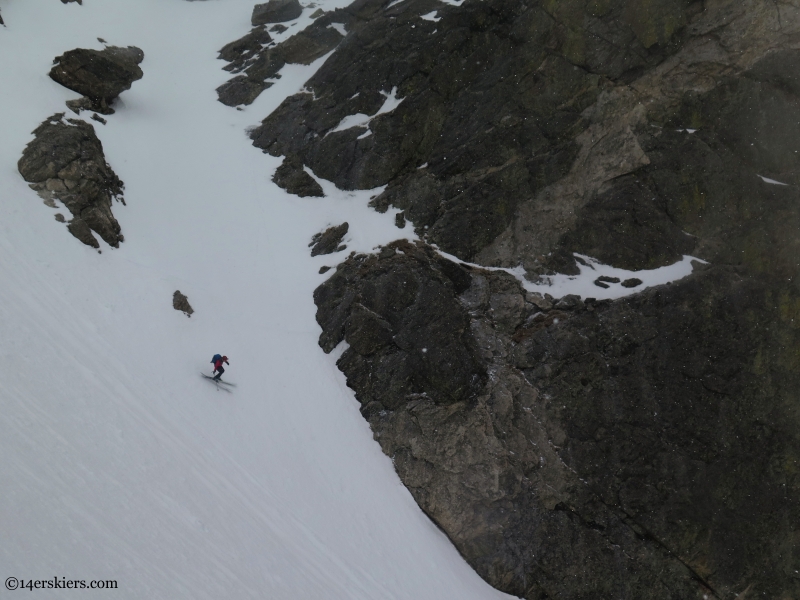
left=0, top=2, right=513, bottom=599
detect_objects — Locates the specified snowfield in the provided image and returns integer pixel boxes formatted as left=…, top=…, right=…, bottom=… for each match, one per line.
left=0, top=1, right=514, bottom=598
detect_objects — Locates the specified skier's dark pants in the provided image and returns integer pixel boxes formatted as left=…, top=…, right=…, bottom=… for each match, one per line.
left=213, top=366, right=224, bottom=380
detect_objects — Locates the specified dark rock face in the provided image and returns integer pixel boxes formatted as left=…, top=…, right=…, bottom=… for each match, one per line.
left=316, top=243, right=800, bottom=599
left=252, top=0, right=303, bottom=25
left=273, top=155, right=324, bottom=197
left=283, top=0, right=800, bottom=597
left=239, top=0, right=800, bottom=596
left=249, top=0, right=712, bottom=261
left=219, top=25, right=272, bottom=64
left=217, top=9, right=349, bottom=106
left=173, top=291, right=194, bottom=317
left=315, top=241, right=487, bottom=405
left=309, top=223, right=348, bottom=256
left=49, top=46, right=144, bottom=113
left=216, top=76, right=272, bottom=107
left=18, top=114, right=125, bottom=248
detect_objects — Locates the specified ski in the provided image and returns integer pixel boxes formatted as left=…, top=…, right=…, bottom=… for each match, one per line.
left=200, top=373, right=232, bottom=392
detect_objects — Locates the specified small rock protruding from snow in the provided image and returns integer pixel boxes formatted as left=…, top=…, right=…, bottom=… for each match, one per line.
left=310, top=223, right=349, bottom=256
left=172, top=291, right=194, bottom=317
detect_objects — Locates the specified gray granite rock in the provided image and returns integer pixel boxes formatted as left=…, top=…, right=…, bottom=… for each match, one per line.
left=18, top=114, right=125, bottom=248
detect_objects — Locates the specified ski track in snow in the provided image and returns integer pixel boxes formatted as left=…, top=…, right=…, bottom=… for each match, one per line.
left=0, top=2, right=513, bottom=599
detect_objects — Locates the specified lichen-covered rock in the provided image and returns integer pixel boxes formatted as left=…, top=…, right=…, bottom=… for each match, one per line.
left=49, top=46, right=144, bottom=113
left=309, top=223, right=348, bottom=256
left=172, top=291, right=194, bottom=317
left=273, top=155, right=324, bottom=197
left=251, top=0, right=302, bottom=25
left=18, top=114, right=125, bottom=248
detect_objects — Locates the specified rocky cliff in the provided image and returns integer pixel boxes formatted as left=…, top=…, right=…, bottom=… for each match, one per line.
left=230, top=0, right=800, bottom=597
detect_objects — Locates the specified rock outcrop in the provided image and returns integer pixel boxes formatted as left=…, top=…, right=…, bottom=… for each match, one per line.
left=252, top=0, right=303, bottom=25
left=216, top=9, right=349, bottom=106
left=230, top=0, right=800, bottom=596
left=315, top=241, right=800, bottom=599
left=50, top=46, right=144, bottom=113
left=309, top=223, right=348, bottom=256
left=18, top=114, right=125, bottom=248
left=273, top=155, right=324, bottom=197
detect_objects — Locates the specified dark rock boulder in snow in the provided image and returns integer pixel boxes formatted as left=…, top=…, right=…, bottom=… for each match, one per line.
left=173, top=291, right=194, bottom=317
left=252, top=0, right=303, bottom=25
left=273, top=155, right=324, bottom=197
left=18, top=114, right=125, bottom=248
left=309, top=223, right=348, bottom=256
left=61, top=0, right=83, bottom=4
left=216, top=10, right=349, bottom=106
left=49, top=46, right=144, bottom=113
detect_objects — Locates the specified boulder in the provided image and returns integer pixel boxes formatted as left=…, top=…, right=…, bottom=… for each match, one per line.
left=251, top=0, right=302, bottom=25
left=18, top=114, right=125, bottom=248
left=49, top=46, right=144, bottom=112
left=172, top=291, right=194, bottom=316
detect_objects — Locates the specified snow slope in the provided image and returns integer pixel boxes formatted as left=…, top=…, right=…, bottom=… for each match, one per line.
left=0, top=2, right=514, bottom=598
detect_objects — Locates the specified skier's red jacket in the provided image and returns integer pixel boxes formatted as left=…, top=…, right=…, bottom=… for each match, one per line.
left=214, top=356, right=229, bottom=370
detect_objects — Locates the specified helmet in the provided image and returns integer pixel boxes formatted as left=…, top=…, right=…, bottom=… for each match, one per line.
left=222, top=356, right=228, bottom=361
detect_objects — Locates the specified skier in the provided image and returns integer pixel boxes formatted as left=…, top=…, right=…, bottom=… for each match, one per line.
left=211, top=354, right=229, bottom=381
